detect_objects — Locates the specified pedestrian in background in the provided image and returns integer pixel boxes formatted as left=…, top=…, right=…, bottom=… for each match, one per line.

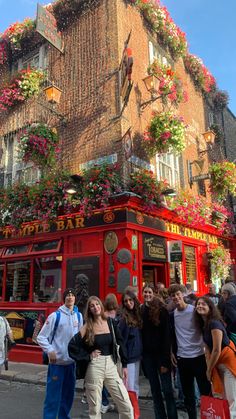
left=142, top=284, right=178, bottom=419
left=68, top=296, right=133, bottom=419
left=119, top=289, right=143, bottom=397
left=37, top=288, right=83, bottom=419
left=204, top=283, right=221, bottom=305
left=194, top=296, right=236, bottom=417
left=0, top=315, right=14, bottom=372
left=221, top=283, right=236, bottom=345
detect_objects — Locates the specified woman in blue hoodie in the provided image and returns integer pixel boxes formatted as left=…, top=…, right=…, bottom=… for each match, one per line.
left=119, top=290, right=143, bottom=397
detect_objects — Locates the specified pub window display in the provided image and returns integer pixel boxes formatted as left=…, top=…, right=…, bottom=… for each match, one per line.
left=33, top=257, right=62, bottom=303
left=6, top=261, right=30, bottom=301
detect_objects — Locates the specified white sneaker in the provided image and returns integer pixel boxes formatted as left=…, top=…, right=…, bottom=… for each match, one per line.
left=101, top=404, right=110, bottom=414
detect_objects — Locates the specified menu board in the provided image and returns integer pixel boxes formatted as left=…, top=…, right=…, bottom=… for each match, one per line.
left=184, top=245, right=197, bottom=285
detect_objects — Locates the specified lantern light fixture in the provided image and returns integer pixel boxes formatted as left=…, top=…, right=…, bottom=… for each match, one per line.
left=44, top=82, right=62, bottom=105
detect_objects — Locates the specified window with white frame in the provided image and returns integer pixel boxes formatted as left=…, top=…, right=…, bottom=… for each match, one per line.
left=1, top=133, right=40, bottom=188
left=148, top=40, right=173, bottom=66
left=12, top=44, right=48, bottom=73
left=156, top=153, right=180, bottom=187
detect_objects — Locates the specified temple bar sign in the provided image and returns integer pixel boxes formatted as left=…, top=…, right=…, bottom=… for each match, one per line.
left=36, top=4, right=63, bottom=52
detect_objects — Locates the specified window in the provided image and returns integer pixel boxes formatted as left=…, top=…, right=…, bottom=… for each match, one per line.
left=12, top=44, right=48, bottom=73
left=6, top=261, right=31, bottom=302
left=198, top=179, right=206, bottom=197
left=31, top=240, right=61, bottom=254
left=184, top=245, right=198, bottom=291
left=148, top=40, right=173, bottom=66
left=0, top=265, right=3, bottom=300
left=156, top=153, right=180, bottom=187
left=4, top=245, right=30, bottom=257
left=33, top=257, right=62, bottom=303
left=1, top=132, right=40, bottom=187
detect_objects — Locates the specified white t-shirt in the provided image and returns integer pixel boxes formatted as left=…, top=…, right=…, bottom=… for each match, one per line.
left=174, top=304, right=204, bottom=358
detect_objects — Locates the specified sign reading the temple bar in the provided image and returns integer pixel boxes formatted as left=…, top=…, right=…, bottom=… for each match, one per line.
left=36, top=3, right=63, bottom=52
left=143, top=234, right=167, bottom=262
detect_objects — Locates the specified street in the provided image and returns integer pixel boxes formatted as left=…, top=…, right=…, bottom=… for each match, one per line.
left=0, top=380, right=157, bottom=419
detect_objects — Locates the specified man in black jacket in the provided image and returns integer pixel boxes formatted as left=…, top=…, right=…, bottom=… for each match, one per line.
left=221, top=283, right=236, bottom=336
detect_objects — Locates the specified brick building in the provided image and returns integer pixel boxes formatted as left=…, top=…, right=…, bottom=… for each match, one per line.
left=0, top=0, right=235, bottom=362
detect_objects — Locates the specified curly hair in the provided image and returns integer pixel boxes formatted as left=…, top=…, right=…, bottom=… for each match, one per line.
left=84, top=296, right=107, bottom=345
left=148, top=296, right=165, bottom=326
left=194, top=296, right=223, bottom=332
left=121, top=290, right=142, bottom=328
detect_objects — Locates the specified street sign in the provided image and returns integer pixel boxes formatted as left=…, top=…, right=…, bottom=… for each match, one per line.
left=191, top=173, right=210, bottom=182
left=36, top=4, right=64, bottom=53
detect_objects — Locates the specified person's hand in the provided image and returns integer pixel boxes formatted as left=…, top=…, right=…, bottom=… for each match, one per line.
left=90, top=350, right=101, bottom=359
left=171, top=352, right=177, bottom=368
left=48, top=351, right=57, bottom=364
left=122, top=367, right=128, bottom=386
left=206, top=368, right=212, bottom=382
left=160, top=366, right=168, bottom=374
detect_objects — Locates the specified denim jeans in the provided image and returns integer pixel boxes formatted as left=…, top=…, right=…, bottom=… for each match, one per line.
left=101, top=386, right=109, bottom=406
left=143, top=355, right=178, bottom=419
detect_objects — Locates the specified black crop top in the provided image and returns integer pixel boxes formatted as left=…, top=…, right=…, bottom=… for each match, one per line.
left=93, top=333, right=113, bottom=355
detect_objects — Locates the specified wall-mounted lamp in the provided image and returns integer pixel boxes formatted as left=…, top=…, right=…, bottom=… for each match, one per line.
left=65, top=174, right=83, bottom=195
left=139, top=75, right=162, bottom=111
left=198, top=130, right=216, bottom=156
left=162, top=188, right=177, bottom=197
left=38, top=81, right=67, bottom=126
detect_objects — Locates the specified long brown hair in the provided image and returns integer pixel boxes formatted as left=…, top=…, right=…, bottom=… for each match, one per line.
left=148, top=296, right=165, bottom=326
left=84, top=296, right=107, bottom=345
left=121, top=290, right=142, bottom=328
left=194, top=296, right=223, bottom=331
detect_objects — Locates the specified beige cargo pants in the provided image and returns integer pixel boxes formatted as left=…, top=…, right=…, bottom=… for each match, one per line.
left=85, top=355, right=134, bottom=419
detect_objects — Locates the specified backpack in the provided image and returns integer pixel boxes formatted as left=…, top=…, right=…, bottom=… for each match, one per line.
left=43, top=309, right=82, bottom=365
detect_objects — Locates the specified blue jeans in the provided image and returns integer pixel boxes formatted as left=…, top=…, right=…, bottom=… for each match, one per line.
left=43, top=363, right=76, bottom=419
left=102, top=386, right=109, bottom=406
left=143, top=355, right=177, bottom=419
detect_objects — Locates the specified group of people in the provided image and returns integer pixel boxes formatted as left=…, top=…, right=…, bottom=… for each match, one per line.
left=16, top=280, right=236, bottom=419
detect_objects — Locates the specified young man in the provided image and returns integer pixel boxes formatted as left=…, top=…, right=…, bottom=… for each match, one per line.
left=37, top=288, right=83, bottom=419
left=168, top=284, right=211, bottom=419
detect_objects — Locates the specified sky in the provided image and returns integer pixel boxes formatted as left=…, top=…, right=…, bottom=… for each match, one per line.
left=1, top=0, right=236, bottom=115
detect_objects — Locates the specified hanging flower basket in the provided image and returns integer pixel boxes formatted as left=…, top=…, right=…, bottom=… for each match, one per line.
left=0, top=68, right=44, bottom=112
left=147, top=60, right=188, bottom=106
left=18, top=124, right=60, bottom=169
left=184, top=53, right=216, bottom=93
left=143, top=111, right=186, bottom=156
left=209, top=161, right=236, bottom=200
left=128, top=169, right=169, bottom=211
left=209, top=244, right=232, bottom=281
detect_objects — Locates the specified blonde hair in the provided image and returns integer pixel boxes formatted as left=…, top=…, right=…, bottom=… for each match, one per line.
left=84, top=296, right=106, bottom=345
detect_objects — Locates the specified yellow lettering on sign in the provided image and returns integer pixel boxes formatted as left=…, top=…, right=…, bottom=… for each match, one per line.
left=56, top=220, right=65, bottom=231
left=75, top=217, right=85, bottom=228
left=65, top=219, right=74, bottom=230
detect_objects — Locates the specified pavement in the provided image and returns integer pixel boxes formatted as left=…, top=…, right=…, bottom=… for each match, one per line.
left=0, top=361, right=152, bottom=399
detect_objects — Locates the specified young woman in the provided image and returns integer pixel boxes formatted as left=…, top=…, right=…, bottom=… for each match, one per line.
left=142, top=285, right=177, bottom=419
left=119, top=290, right=142, bottom=397
left=195, top=296, right=236, bottom=417
left=68, top=296, right=133, bottom=419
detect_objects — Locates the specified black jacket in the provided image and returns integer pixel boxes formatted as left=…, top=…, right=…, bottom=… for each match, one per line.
left=141, top=304, right=172, bottom=368
left=118, top=319, right=142, bottom=364
left=68, top=317, right=128, bottom=378
left=224, top=295, right=236, bottom=333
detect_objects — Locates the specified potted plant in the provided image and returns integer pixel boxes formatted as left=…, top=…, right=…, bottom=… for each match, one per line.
left=18, top=123, right=60, bottom=169
left=143, top=111, right=186, bottom=156
left=128, top=169, right=169, bottom=211
left=209, top=161, right=236, bottom=200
